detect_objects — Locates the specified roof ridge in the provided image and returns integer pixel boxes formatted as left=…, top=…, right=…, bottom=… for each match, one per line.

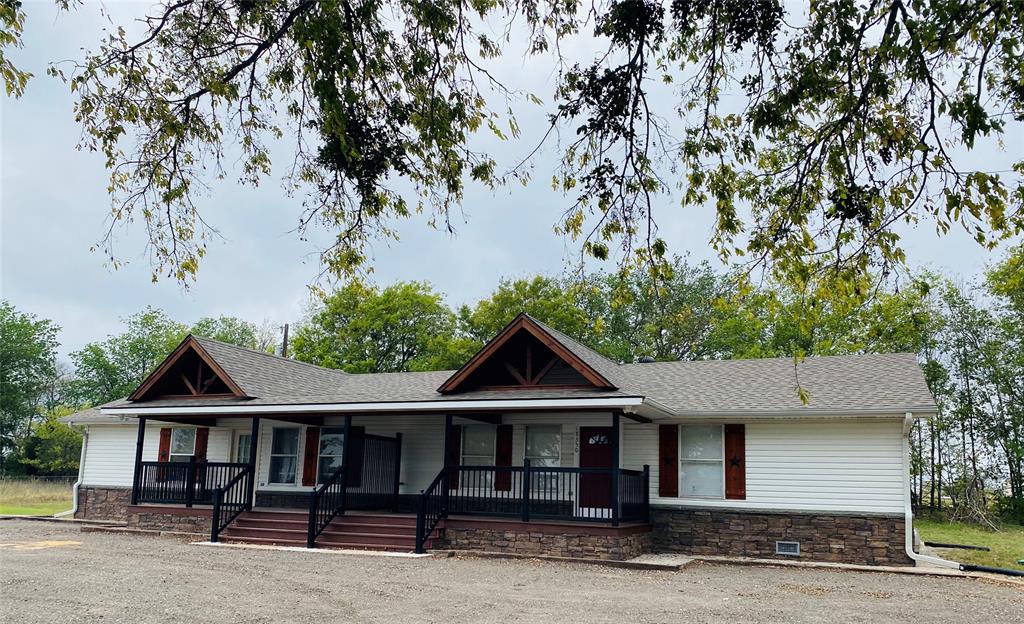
left=191, top=334, right=349, bottom=376
left=618, top=351, right=918, bottom=367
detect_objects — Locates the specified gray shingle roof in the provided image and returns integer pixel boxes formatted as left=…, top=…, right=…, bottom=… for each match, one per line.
left=100, top=326, right=936, bottom=416
left=619, top=352, right=936, bottom=414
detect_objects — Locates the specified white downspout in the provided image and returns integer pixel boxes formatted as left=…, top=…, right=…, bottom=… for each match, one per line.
left=55, top=426, right=88, bottom=519
left=902, top=412, right=959, bottom=569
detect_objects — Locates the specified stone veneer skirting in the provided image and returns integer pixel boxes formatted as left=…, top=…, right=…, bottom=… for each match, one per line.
left=440, top=517, right=652, bottom=561
left=74, top=487, right=911, bottom=565
left=76, top=486, right=132, bottom=522
left=650, top=506, right=911, bottom=565
left=126, top=505, right=211, bottom=534
left=75, top=486, right=211, bottom=534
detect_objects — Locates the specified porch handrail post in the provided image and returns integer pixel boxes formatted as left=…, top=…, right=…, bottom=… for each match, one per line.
left=392, top=432, right=403, bottom=512
left=611, top=412, right=620, bottom=527
left=246, top=417, right=260, bottom=510
left=307, top=490, right=318, bottom=549
left=414, top=490, right=427, bottom=554
left=643, top=464, right=651, bottom=524
left=521, top=459, right=531, bottom=522
left=185, top=455, right=196, bottom=508
left=131, top=417, right=146, bottom=505
left=211, top=489, right=222, bottom=543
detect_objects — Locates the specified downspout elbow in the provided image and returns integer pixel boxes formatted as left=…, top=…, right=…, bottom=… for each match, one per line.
left=902, top=412, right=959, bottom=569
left=56, top=426, right=88, bottom=519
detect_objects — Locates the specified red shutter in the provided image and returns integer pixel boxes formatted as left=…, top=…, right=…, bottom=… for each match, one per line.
left=494, top=424, right=513, bottom=491
left=194, top=427, right=209, bottom=462
left=302, top=426, right=321, bottom=486
left=724, top=424, right=746, bottom=500
left=445, top=424, right=462, bottom=490
left=157, top=428, right=172, bottom=462
left=345, top=426, right=366, bottom=488
left=658, top=424, right=678, bottom=497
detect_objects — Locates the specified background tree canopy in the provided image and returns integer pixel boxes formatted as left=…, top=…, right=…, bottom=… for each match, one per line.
left=1, top=0, right=1017, bottom=289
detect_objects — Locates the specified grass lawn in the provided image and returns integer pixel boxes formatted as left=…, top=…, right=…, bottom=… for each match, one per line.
left=916, top=518, right=1024, bottom=571
left=0, top=479, right=73, bottom=517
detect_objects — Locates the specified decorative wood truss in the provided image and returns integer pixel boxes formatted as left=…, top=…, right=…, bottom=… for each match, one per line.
left=129, top=336, right=246, bottom=401
left=438, top=314, right=616, bottom=393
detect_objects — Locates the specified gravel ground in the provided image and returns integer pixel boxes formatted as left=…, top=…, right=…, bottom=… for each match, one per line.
left=1, top=519, right=1021, bottom=624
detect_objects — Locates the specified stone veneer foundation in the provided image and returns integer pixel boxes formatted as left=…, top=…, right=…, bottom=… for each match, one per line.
left=650, top=507, right=911, bottom=565
left=126, top=505, right=211, bottom=534
left=75, top=486, right=131, bottom=522
left=75, top=486, right=210, bottom=534
left=441, top=517, right=651, bottom=561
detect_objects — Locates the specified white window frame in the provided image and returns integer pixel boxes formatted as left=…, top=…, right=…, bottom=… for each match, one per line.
left=233, top=431, right=252, bottom=464
left=268, top=427, right=300, bottom=485
left=168, top=428, right=196, bottom=463
left=316, top=427, right=346, bottom=485
left=461, top=425, right=496, bottom=466
left=678, top=424, right=725, bottom=499
left=524, top=425, right=561, bottom=467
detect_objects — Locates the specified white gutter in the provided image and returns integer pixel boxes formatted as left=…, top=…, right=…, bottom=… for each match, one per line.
left=902, top=412, right=959, bottom=569
left=100, top=396, right=650, bottom=417
left=55, top=426, right=88, bottom=519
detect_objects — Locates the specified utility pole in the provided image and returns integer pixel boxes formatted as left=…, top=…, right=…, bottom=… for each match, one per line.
left=281, top=323, right=289, bottom=358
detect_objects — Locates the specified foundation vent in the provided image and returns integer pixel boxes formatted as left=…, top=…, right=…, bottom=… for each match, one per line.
left=775, top=541, right=800, bottom=556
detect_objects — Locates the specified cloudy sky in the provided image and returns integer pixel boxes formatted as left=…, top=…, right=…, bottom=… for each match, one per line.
left=2, top=1, right=1020, bottom=360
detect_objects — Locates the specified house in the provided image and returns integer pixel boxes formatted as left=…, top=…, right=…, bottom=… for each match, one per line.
left=63, top=313, right=937, bottom=564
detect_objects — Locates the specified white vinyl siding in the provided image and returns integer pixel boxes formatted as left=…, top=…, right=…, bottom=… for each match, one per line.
left=622, top=418, right=907, bottom=514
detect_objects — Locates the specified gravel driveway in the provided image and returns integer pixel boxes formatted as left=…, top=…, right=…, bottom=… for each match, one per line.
left=1, top=519, right=1021, bottom=623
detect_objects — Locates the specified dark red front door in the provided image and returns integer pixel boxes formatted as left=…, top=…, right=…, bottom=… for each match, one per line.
left=579, top=427, right=613, bottom=509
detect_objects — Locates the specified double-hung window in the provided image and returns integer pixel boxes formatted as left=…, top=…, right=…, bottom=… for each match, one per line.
left=168, top=428, right=196, bottom=463
left=461, top=425, right=495, bottom=465
left=679, top=425, right=724, bottom=498
left=524, top=426, right=561, bottom=467
left=317, top=427, right=346, bottom=484
left=234, top=433, right=252, bottom=464
left=268, top=428, right=300, bottom=485
left=525, top=425, right=561, bottom=492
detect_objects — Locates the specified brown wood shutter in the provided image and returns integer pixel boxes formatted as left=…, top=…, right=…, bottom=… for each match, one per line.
left=345, top=426, right=365, bottom=488
left=302, top=426, right=321, bottom=486
left=194, top=427, right=209, bottom=462
left=494, top=424, right=513, bottom=491
left=157, top=428, right=172, bottom=462
left=445, top=424, right=462, bottom=490
left=724, top=424, right=746, bottom=499
left=658, top=424, right=679, bottom=497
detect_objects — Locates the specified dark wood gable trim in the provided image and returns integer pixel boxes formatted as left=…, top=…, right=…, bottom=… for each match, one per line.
left=437, top=314, right=616, bottom=393
left=128, top=335, right=247, bottom=401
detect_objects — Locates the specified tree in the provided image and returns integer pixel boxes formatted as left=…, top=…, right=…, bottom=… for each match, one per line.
left=292, top=281, right=464, bottom=373
left=191, top=316, right=260, bottom=349
left=0, top=301, right=59, bottom=471
left=580, top=258, right=731, bottom=362
left=17, top=408, right=82, bottom=476
left=23, top=0, right=1017, bottom=291
left=70, top=307, right=188, bottom=406
left=458, top=276, right=592, bottom=345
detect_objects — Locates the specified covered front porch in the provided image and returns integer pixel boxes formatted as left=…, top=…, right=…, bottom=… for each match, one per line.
left=127, top=410, right=651, bottom=552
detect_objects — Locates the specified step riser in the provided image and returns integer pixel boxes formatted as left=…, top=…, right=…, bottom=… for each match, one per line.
left=223, top=510, right=434, bottom=551
left=234, top=519, right=308, bottom=530
left=222, top=528, right=306, bottom=540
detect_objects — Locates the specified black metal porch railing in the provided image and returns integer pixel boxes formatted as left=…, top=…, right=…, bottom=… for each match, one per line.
left=307, top=462, right=347, bottom=548
left=134, top=460, right=249, bottom=506
left=414, top=469, right=447, bottom=554
left=210, top=465, right=254, bottom=542
left=414, top=462, right=650, bottom=553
